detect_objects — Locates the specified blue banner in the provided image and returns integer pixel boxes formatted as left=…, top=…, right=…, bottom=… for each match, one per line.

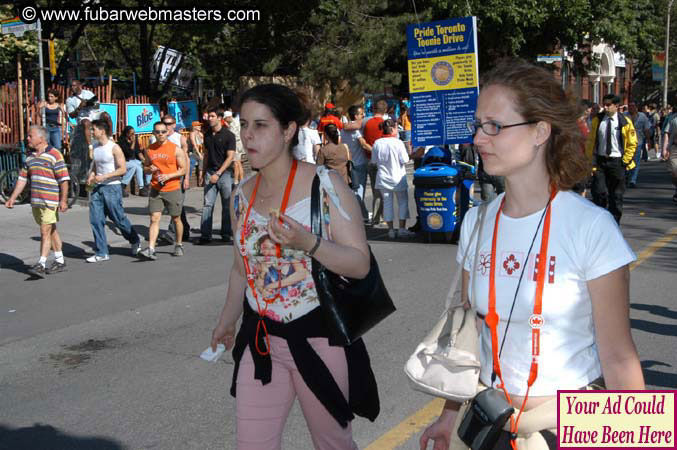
left=99, top=103, right=118, bottom=135
left=126, top=103, right=161, bottom=133
left=169, top=101, right=198, bottom=130
left=407, top=17, right=479, bottom=147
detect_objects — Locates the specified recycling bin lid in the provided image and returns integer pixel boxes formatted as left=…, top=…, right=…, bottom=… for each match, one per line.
left=413, top=164, right=458, bottom=188
left=414, top=163, right=458, bottom=178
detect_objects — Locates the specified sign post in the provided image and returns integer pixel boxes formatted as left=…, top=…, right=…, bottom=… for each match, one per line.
left=406, top=17, right=479, bottom=147
left=2, top=17, right=46, bottom=124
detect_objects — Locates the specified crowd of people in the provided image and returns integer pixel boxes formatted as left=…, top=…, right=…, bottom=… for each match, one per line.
left=4, top=58, right=672, bottom=449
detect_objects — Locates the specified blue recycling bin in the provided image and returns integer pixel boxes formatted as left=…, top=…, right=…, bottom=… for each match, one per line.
left=414, top=163, right=458, bottom=236
left=414, top=158, right=475, bottom=243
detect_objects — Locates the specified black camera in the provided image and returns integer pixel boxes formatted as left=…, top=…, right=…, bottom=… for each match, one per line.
left=457, top=388, right=514, bottom=450
left=84, top=96, right=99, bottom=108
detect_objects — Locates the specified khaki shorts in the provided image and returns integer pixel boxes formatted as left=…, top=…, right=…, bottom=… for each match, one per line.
left=148, top=188, right=182, bottom=217
left=32, top=206, right=59, bottom=225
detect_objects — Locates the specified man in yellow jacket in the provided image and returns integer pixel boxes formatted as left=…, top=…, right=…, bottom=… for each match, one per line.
left=585, top=94, right=637, bottom=223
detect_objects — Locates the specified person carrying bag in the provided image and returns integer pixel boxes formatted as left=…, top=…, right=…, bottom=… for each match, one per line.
left=419, top=59, right=644, bottom=450
left=209, top=84, right=382, bottom=450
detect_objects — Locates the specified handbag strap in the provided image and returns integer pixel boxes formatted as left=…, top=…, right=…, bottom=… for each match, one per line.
left=311, top=174, right=323, bottom=238
left=470, top=200, right=487, bottom=308
left=444, top=203, right=487, bottom=310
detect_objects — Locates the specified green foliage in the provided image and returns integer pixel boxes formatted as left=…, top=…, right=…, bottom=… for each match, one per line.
left=1, top=0, right=672, bottom=102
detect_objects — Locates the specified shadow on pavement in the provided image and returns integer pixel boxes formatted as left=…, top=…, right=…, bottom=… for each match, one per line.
left=631, top=303, right=677, bottom=320
left=0, top=253, right=29, bottom=274
left=0, top=423, right=125, bottom=450
left=631, top=318, right=677, bottom=337
left=641, top=360, right=677, bottom=389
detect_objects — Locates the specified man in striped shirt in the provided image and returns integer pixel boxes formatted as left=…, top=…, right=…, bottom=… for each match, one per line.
left=5, top=125, right=70, bottom=277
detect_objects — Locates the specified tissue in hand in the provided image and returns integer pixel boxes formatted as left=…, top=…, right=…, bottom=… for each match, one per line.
left=200, top=344, right=226, bottom=362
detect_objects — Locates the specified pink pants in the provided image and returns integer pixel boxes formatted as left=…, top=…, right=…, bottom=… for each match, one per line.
left=236, top=336, right=358, bottom=450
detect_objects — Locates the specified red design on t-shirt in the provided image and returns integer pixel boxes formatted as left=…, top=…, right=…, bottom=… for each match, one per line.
left=548, top=256, right=556, bottom=284
left=533, top=255, right=540, bottom=281
left=477, top=253, right=491, bottom=276
left=502, top=253, right=521, bottom=275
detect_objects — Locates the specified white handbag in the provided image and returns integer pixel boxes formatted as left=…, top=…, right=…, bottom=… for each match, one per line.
left=404, top=204, right=486, bottom=402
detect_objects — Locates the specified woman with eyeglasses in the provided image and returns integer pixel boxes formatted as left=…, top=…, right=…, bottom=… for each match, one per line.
left=420, top=59, right=644, bottom=450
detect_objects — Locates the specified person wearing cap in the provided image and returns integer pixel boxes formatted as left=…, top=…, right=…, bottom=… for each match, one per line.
left=317, top=103, right=343, bottom=136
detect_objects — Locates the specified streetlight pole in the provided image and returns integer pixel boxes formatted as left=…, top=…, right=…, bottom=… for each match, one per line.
left=664, top=0, right=674, bottom=107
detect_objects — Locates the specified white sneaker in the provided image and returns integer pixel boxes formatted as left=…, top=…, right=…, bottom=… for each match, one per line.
left=387, top=229, right=396, bottom=239
left=86, top=254, right=110, bottom=263
left=131, top=241, right=141, bottom=256
left=397, top=229, right=416, bottom=239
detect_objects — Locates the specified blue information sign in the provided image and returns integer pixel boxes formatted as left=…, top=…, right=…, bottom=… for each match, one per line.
left=169, top=101, right=198, bottom=130
left=406, top=17, right=479, bottom=147
left=126, top=103, right=161, bottom=133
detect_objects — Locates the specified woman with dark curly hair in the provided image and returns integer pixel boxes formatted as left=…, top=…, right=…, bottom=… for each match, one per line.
left=209, top=84, right=379, bottom=449
left=420, top=59, right=644, bottom=450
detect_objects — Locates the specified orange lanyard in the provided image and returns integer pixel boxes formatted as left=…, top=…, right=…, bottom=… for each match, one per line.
left=486, top=190, right=556, bottom=447
left=240, top=159, right=298, bottom=355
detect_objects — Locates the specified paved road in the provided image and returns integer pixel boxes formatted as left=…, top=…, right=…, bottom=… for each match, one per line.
left=0, top=160, right=675, bottom=450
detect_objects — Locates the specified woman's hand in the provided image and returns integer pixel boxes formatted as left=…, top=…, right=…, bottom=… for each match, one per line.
left=419, top=411, right=456, bottom=450
left=267, top=213, right=316, bottom=252
left=211, top=321, right=237, bottom=351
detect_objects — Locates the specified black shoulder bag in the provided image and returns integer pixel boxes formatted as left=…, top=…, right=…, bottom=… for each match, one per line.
left=310, top=174, right=396, bottom=346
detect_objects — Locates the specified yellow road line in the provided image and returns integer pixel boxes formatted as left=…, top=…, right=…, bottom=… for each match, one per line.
left=629, top=227, right=677, bottom=271
left=365, top=227, right=677, bottom=450
left=364, top=398, right=445, bottom=450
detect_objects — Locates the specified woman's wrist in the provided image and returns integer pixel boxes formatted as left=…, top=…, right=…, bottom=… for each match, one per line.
left=305, top=234, right=322, bottom=256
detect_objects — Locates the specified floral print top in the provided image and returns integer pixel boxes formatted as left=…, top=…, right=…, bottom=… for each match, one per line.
left=234, top=166, right=350, bottom=323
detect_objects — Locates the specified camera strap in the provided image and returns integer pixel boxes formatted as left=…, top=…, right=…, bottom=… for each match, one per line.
left=486, top=189, right=556, bottom=448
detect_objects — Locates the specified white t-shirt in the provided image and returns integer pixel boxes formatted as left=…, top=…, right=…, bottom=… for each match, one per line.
left=66, top=89, right=98, bottom=122
left=371, top=136, right=409, bottom=191
left=229, top=116, right=245, bottom=156
left=293, top=127, right=321, bottom=163
left=457, top=191, right=635, bottom=396
left=341, top=129, right=368, bottom=166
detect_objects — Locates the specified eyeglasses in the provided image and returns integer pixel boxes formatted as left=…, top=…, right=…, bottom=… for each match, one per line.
left=153, top=130, right=168, bottom=134
left=162, top=121, right=175, bottom=125
left=466, top=119, right=538, bottom=136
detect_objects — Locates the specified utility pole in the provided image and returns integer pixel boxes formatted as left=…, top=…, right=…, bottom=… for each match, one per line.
left=664, top=0, right=675, bottom=107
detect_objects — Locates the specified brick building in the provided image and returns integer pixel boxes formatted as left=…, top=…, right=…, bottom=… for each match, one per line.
left=551, top=43, right=633, bottom=106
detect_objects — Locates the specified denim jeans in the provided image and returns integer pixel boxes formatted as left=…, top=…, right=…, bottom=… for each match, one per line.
left=89, top=184, right=140, bottom=256
left=351, top=163, right=369, bottom=219
left=200, top=170, right=232, bottom=239
left=121, top=159, right=145, bottom=188
left=628, top=141, right=644, bottom=185
left=47, top=124, right=62, bottom=150
left=189, top=154, right=199, bottom=179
